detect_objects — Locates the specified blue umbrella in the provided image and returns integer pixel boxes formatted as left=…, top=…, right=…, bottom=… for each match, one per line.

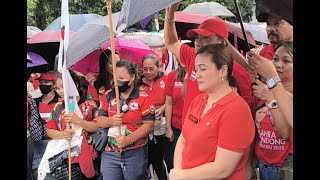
left=45, top=14, right=102, bottom=32
left=27, top=52, right=48, bottom=67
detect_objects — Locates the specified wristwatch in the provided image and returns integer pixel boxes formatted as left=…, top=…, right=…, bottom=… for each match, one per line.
left=266, top=100, right=278, bottom=109
left=266, top=77, right=281, bottom=89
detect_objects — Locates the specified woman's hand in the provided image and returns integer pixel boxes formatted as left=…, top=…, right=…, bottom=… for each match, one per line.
left=247, top=51, right=278, bottom=79
left=64, top=112, right=81, bottom=125
left=115, top=135, right=131, bottom=148
left=166, top=126, right=174, bottom=142
left=62, top=128, right=75, bottom=141
left=169, top=169, right=185, bottom=180
left=252, top=79, right=274, bottom=100
left=111, top=113, right=123, bottom=126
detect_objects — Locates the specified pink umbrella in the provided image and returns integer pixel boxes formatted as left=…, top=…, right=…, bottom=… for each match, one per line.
left=71, top=38, right=157, bottom=75
left=27, top=30, right=74, bottom=44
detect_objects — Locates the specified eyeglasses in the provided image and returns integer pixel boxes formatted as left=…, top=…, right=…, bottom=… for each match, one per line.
left=142, top=67, right=157, bottom=72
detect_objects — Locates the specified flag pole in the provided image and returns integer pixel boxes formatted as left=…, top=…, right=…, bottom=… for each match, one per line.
left=106, top=0, right=122, bottom=138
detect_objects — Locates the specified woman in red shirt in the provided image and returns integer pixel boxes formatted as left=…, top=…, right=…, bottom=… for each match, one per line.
left=251, top=41, right=293, bottom=180
left=94, top=60, right=155, bottom=179
left=138, top=54, right=170, bottom=179
left=87, top=49, right=120, bottom=105
left=46, top=70, right=100, bottom=179
left=165, top=62, right=186, bottom=170
left=169, top=44, right=255, bottom=180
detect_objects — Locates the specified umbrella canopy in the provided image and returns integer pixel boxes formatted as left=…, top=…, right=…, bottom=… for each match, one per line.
left=174, top=11, right=256, bottom=46
left=27, top=26, right=42, bottom=39
left=255, top=0, right=292, bottom=25
left=229, top=22, right=269, bottom=44
left=116, top=0, right=180, bottom=32
left=27, top=30, right=74, bottom=44
left=117, top=32, right=164, bottom=47
left=27, top=52, right=48, bottom=67
left=182, top=2, right=235, bottom=18
left=45, top=13, right=102, bottom=32
left=66, top=12, right=121, bottom=68
left=71, top=38, right=156, bottom=75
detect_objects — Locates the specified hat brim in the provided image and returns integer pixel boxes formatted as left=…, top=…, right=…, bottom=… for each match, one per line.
left=257, top=12, right=281, bottom=22
left=34, top=77, right=54, bottom=81
left=186, top=29, right=216, bottom=38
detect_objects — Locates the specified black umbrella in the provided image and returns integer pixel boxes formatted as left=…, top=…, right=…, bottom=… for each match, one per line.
left=116, top=0, right=181, bottom=32
left=255, top=0, right=293, bottom=25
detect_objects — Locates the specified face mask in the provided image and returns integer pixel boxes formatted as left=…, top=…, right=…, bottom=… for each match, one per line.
left=39, top=84, right=52, bottom=94
left=117, top=80, right=131, bottom=93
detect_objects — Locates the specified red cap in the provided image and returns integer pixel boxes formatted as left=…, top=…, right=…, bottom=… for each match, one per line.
left=186, top=18, right=228, bottom=40
left=35, top=72, right=55, bottom=81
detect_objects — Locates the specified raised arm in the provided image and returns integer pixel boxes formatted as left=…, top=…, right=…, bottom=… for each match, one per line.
left=164, top=2, right=182, bottom=60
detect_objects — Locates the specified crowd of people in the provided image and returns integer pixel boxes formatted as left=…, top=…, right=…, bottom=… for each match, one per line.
left=27, top=2, right=293, bottom=180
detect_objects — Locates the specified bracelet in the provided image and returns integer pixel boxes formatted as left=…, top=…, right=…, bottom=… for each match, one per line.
left=164, top=18, right=175, bottom=23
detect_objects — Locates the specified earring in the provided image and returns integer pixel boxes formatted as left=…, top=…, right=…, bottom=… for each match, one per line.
left=221, top=77, right=224, bottom=81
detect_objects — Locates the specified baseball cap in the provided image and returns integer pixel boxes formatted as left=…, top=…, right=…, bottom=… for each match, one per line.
left=27, top=82, right=42, bottom=98
left=35, top=71, right=55, bottom=81
left=186, top=18, right=228, bottom=40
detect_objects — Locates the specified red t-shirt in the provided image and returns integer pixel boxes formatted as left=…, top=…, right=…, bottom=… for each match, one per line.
left=254, top=91, right=293, bottom=167
left=99, top=87, right=156, bottom=152
left=46, top=100, right=98, bottom=131
left=180, top=44, right=254, bottom=124
left=182, top=90, right=255, bottom=180
left=259, top=44, right=276, bottom=60
left=165, top=70, right=184, bottom=129
left=139, top=75, right=167, bottom=108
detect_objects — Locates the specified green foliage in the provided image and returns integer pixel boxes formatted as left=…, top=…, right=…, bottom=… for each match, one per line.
left=27, top=0, right=254, bottom=30
left=27, top=0, right=123, bottom=30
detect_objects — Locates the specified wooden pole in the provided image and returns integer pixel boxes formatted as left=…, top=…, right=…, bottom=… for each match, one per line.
left=67, top=123, right=71, bottom=180
left=106, top=0, right=122, bottom=137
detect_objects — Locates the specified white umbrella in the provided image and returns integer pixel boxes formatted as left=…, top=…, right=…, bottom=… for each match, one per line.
left=182, top=2, right=235, bottom=18
left=27, top=26, right=42, bottom=39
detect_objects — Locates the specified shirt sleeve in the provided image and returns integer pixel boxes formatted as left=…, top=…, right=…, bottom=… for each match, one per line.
left=165, top=71, right=175, bottom=97
left=180, top=44, right=196, bottom=70
left=141, top=96, right=156, bottom=121
left=218, top=102, right=255, bottom=152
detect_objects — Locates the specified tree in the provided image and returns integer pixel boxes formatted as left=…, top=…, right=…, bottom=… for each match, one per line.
left=27, top=0, right=254, bottom=30
left=27, top=0, right=123, bottom=30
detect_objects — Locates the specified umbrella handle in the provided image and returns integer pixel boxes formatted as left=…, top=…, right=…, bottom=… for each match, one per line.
left=233, top=0, right=251, bottom=52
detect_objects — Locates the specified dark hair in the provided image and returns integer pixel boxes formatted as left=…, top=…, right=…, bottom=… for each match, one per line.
left=176, top=65, right=186, bottom=82
left=196, top=44, right=240, bottom=92
left=142, top=54, right=160, bottom=67
left=55, top=70, right=86, bottom=105
left=116, top=60, right=138, bottom=83
left=275, top=41, right=293, bottom=57
left=94, top=49, right=119, bottom=92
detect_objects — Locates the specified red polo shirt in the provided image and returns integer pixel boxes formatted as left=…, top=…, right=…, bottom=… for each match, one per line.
left=259, top=44, right=276, bottom=60
left=98, top=86, right=155, bottom=152
left=165, top=70, right=184, bottom=130
left=180, top=44, right=254, bottom=125
left=182, top=90, right=255, bottom=180
left=139, top=74, right=167, bottom=108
